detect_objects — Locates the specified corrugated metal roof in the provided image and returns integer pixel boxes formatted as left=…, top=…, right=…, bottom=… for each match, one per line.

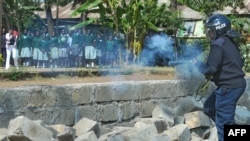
left=34, top=2, right=81, bottom=19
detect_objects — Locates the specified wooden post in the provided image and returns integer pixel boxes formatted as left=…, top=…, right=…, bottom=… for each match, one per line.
left=0, top=0, right=3, bottom=54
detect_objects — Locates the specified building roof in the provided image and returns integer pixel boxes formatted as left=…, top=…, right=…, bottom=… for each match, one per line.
left=177, top=5, right=204, bottom=20
left=34, top=2, right=201, bottom=20
left=34, top=1, right=250, bottom=20
left=178, top=0, right=250, bottom=20
left=34, top=2, right=82, bottom=19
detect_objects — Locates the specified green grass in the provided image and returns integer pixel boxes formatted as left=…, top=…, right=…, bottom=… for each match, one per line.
left=0, top=66, right=176, bottom=81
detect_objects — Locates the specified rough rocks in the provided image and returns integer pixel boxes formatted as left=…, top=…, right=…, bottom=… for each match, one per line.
left=1, top=95, right=250, bottom=141
left=0, top=78, right=250, bottom=141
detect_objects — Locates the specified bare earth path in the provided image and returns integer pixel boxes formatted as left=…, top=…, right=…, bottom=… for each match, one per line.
left=0, top=67, right=176, bottom=88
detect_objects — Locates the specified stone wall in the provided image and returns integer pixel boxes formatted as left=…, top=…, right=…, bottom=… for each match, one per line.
left=0, top=78, right=249, bottom=128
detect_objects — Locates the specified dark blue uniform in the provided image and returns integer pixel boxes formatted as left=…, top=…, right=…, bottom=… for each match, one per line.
left=198, top=35, right=246, bottom=141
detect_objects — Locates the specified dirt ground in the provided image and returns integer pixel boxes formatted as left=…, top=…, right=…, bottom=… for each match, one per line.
left=0, top=67, right=176, bottom=88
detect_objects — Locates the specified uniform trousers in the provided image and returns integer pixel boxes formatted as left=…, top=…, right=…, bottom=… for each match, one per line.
left=203, top=86, right=246, bottom=141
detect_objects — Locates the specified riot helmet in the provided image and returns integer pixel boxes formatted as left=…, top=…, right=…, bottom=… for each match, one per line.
left=205, top=14, right=231, bottom=40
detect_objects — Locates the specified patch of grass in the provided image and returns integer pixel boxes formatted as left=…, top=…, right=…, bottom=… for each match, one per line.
left=33, top=73, right=43, bottom=81
left=122, top=69, right=133, bottom=75
left=78, top=70, right=89, bottom=77
left=6, top=68, right=25, bottom=81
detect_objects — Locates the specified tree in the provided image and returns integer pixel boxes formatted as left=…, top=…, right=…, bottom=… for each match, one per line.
left=71, top=0, right=183, bottom=65
left=70, top=0, right=102, bottom=29
left=176, top=0, right=247, bottom=38
left=43, top=0, right=74, bottom=35
left=3, top=0, right=42, bottom=31
left=177, top=0, right=250, bottom=71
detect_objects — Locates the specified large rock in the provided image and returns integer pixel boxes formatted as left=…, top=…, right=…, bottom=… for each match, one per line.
left=98, top=126, right=131, bottom=141
left=152, top=104, right=174, bottom=126
left=135, top=118, right=170, bottom=133
left=235, top=106, right=250, bottom=125
left=75, top=131, right=98, bottom=141
left=7, top=116, right=53, bottom=141
left=122, top=124, right=158, bottom=141
left=49, top=124, right=76, bottom=141
left=73, top=117, right=100, bottom=138
left=173, top=96, right=203, bottom=116
left=184, top=111, right=211, bottom=129
left=163, top=124, right=191, bottom=141
left=0, top=128, right=7, bottom=141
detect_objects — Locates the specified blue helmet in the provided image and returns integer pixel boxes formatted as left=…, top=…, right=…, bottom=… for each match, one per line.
left=205, top=14, right=241, bottom=39
left=205, top=14, right=232, bottom=39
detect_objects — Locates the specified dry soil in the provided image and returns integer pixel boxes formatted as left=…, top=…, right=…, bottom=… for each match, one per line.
left=0, top=67, right=176, bottom=88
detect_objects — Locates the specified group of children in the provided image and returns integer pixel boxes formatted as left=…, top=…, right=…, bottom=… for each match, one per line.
left=1, top=27, right=125, bottom=70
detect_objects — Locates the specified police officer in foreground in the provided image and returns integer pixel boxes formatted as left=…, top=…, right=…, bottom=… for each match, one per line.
left=195, top=14, right=246, bottom=141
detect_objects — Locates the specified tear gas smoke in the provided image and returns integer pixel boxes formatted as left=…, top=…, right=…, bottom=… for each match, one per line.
left=141, top=32, right=204, bottom=79
left=141, top=33, right=175, bottom=66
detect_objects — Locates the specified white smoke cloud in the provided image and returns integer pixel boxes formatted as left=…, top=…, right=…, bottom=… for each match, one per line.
left=141, top=33, right=175, bottom=66
left=147, top=33, right=174, bottom=52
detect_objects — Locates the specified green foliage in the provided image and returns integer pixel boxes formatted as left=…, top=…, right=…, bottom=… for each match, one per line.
left=177, top=0, right=245, bottom=16
left=4, top=0, right=42, bottom=29
left=177, top=0, right=250, bottom=71
left=71, top=18, right=97, bottom=30
left=71, top=0, right=182, bottom=36
left=69, top=0, right=183, bottom=66
left=240, top=44, right=250, bottom=72
left=71, top=0, right=102, bottom=17
left=228, top=16, right=250, bottom=72
left=6, top=69, right=25, bottom=81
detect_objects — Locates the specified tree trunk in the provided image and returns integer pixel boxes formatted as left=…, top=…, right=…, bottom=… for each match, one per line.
left=46, top=5, right=54, bottom=35
left=124, top=32, right=129, bottom=65
left=113, top=8, right=123, bottom=66
left=80, top=12, right=87, bottom=34
left=171, top=0, right=179, bottom=60
left=3, top=0, right=9, bottom=30
left=14, top=0, right=21, bottom=36
left=0, top=0, right=3, bottom=54
left=55, top=0, right=59, bottom=33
